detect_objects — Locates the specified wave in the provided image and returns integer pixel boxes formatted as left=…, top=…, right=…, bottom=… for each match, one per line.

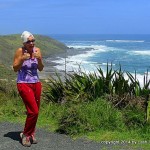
left=52, top=57, right=147, bottom=87
left=68, top=44, right=107, bottom=50
left=106, top=40, right=144, bottom=43
left=51, top=44, right=117, bottom=72
left=67, top=44, right=120, bottom=53
left=101, top=63, right=115, bottom=66
left=128, top=50, right=150, bottom=56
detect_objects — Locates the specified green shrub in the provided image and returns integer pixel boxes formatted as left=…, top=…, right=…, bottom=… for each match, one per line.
left=0, top=80, right=18, bottom=99
left=57, top=98, right=125, bottom=135
left=122, top=106, right=145, bottom=129
left=139, top=124, right=150, bottom=140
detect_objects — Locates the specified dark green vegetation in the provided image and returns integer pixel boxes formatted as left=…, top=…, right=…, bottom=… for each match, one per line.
left=0, top=34, right=67, bottom=67
left=43, top=64, right=150, bottom=136
left=0, top=64, right=16, bottom=79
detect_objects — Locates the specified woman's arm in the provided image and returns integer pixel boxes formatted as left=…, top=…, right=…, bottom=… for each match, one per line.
left=13, top=48, right=24, bottom=72
left=13, top=48, right=30, bottom=72
left=34, top=48, right=44, bottom=71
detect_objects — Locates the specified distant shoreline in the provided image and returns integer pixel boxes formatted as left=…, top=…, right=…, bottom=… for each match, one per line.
left=38, top=58, right=65, bottom=80
left=38, top=47, right=91, bottom=80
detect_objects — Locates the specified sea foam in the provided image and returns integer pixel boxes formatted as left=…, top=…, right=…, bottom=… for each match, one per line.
left=129, top=50, right=150, bottom=56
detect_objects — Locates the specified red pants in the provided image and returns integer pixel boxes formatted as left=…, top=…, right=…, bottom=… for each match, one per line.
left=17, top=82, right=42, bottom=137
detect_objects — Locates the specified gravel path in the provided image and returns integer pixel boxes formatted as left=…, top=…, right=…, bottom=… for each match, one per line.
left=0, top=122, right=144, bottom=150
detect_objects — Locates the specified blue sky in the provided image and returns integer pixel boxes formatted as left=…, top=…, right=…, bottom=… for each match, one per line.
left=0, top=0, right=150, bottom=35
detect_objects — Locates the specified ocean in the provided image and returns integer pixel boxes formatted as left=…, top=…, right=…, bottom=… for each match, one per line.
left=48, top=34, right=150, bottom=85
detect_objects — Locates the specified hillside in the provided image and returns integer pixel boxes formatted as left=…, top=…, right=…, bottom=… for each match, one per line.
left=0, top=34, right=68, bottom=67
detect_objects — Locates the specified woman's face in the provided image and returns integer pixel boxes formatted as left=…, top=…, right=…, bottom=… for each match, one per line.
left=23, top=35, right=35, bottom=51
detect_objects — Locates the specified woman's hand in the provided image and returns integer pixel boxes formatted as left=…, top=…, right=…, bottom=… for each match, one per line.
left=33, top=50, right=41, bottom=60
left=22, top=53, right=30, bottom=60
left=33, top=48, right=44, bottom=71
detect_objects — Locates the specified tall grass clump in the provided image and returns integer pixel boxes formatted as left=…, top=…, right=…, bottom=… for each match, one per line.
left=56, top=98, right=125, bottom=135
left=0, top=80, right=18, bottom=100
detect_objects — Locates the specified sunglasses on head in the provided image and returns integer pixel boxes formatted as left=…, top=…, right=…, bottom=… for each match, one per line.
left=26, top=39, right=35, bottom=44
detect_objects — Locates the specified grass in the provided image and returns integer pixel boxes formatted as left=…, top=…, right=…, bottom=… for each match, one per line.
left=56, top=98, right=125, bottom=135
left=86, top=130, right=150, bottom=149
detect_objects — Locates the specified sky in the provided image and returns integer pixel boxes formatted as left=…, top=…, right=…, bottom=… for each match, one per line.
left=0, top=0, right=150, bottom=35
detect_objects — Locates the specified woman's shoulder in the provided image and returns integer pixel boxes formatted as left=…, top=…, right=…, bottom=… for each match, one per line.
left=15, top=47, right=23, bottom=53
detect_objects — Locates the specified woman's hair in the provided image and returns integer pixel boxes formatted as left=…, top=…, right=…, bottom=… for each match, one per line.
left=21, top=31, right=34, bottom=43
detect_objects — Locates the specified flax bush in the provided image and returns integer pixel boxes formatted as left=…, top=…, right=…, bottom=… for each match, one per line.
left=44, top=64, right=148, bottom=105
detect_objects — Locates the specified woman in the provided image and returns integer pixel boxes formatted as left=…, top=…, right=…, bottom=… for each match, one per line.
left=13, top=31, right=44, bottom=147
